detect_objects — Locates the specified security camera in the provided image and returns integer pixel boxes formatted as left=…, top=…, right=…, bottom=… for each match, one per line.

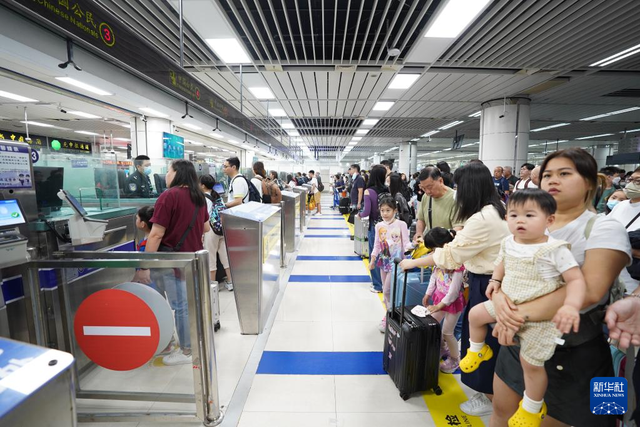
left=141, top=115, right=147, bottom=122
left=499, top=114, right=505, bottom=119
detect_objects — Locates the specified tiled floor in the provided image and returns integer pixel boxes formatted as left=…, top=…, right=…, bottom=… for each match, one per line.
left=78, top=198, right=491, bottom=427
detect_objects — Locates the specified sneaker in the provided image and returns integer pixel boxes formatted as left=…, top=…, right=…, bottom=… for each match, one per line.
left=378, top=318, right=387, bottom=333
left=162, top=349, right=192, bottom=366
left=369, top=285, right=382, bottom=293
left=440, top=358, right=459, bottom=374
left=225, top=281, right=234, bottom=291
left=460, top=393, right=493, bottom=417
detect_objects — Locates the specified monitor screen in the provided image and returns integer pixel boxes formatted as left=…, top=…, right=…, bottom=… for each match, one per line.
left=0, top=199, right=27, bottom=228
left=213, top=183, right=225, bottom=195
left=34, top=166, right=64, bottom=211
left=62, top=190, right=88, bottom=217
left=162, top=132, right=184, bottom=159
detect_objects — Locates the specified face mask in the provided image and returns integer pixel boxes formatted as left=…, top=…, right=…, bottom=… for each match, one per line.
left=624, top=182, right=640, bottom=199
left=607, top=200, right=620, bottom=211
left=144, top=166, right=152, bottom=176
left=613, top=177, right=621, bottom=185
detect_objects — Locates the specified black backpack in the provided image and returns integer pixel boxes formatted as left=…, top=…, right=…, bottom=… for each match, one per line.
left=317, top=177, right=324, bottom=192
left=395, top=193, right=412, bottom=228
left=372, top=190, right=392, bottom=227
left=232, top=175, right=262, bottom=203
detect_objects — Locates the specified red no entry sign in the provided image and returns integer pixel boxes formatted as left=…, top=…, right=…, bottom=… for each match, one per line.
left=74, top=289, right=160, bottom=371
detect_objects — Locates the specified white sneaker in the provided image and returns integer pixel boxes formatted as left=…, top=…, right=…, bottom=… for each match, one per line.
left=162, top=349, right=192, bottom=366
left=225, top=281, right=234, bottom=291
left=460, top=392, right=493, bottom=417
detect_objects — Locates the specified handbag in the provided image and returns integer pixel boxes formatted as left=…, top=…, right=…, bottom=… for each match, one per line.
left=158, top=207, right=199, bottom=252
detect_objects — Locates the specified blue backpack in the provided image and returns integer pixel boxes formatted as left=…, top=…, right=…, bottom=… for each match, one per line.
left=233, top=175, right=262, bottom=203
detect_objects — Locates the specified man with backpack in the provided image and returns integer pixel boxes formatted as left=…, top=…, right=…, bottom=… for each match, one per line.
left=308, top=170, right=322, bottom=215
left=223, top=156, right=261, bottom=208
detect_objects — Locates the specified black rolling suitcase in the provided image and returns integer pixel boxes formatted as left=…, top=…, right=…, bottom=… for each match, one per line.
left=339, top=197, right=350, bottom=214
left=383, top=259, right=442, bottom=400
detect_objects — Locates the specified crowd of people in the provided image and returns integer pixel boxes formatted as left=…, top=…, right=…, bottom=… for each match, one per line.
left=331, top=151, right=640, bottom=426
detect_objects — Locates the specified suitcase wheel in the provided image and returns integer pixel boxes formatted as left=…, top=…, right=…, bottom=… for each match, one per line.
left=433, top=386, right=442, bottom=396
left=214, top=322, right=221, bottom=332
left=400, top=392, right=410, bottom=401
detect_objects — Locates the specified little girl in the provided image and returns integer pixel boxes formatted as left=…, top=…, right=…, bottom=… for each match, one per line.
left=460, top=189, right=586, bottom=426
left=370, top=196, right=412, bottom=332
left=422, top=227, right=466, bottom=374
left=132, top=206, right=154, bottom=285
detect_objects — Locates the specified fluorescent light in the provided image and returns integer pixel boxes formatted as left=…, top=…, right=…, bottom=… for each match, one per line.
left=410, top=138, right=420, bottom=141
left=348, top=141, right=358, bottom=146
left=468, top=111, right=482, bottom=118
left=362, top=119, right=379, bottom=126
left=557, top=140, right=569, bottom=143
left=621, top=128, right=640, bottom=134
left=373, top=102, right=394, bottom=111
left=575, top=133, right=614, bottom=140
left=351, top=137, right=362, bottom=141
left=388, top=74, right=420, bottom=90
left=281, top=122, right=295, bottom=129
left=590, top=43, right=640, bottom=67
left=355, top=129, right=369, bottom=135
left=530, top=123, right=570, bottom=132
left=0, top=90, right=38, bottom=102
left=210, top=133, right=224, bottom=138
left=20, top=121, right=54, bottom=128
left=67, top=111, right=101, bottom=119
left=55, top=77, right=113, bottom=96
left=287, top=131, right=300, bottom=137
left=248, top=87, right=275, bottom=99
left=205, top=38, right=252, bottom=64
left=580, top=107, right=640, bottom=121
left=421, top=130, right=440, bottom=137
left=140, top=107, right=169, bottom=118
left=439, top=120, right=464, bottom=130
left=114, top=138, right=131, bottom=141
left=75, top=130, right=99, bottom=136
left=268, top=108, right=287, bottom=117
left=186, top=140, right=204, bottom=146
left=184, top=150, right=195, bottom=154
left=182, top=123, right=202, bottom=130
left=425, top=0, right=491, bottom=38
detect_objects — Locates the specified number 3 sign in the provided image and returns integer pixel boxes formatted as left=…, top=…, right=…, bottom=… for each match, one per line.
left=99, top=23, right=115, bottom=47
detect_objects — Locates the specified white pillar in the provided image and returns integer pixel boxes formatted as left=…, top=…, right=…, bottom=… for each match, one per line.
left=592, top=146, right=610, bottom=170
left=372, top=153, right=381, bottom=164
left=398, top=142, right=411, bottom=176
left=479, top=97, right=530, bottom=172
left=131, top=117, right=173, bottom=159
left=410, top=142, right=418, bottom=175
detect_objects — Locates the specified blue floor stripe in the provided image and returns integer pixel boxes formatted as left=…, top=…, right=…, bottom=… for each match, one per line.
left=304, top=234, right=350, bottom=238
left=308, top=217, right=345, bottom=220
left=257, top=351, right=385, bottom=375
left=307, top=227, right=349, bottom=230
left=296, top=255, right=363, bottom=261
left=289, top=274, right=371, bottom=282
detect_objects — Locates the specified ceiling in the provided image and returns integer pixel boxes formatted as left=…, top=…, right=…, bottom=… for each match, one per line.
left=4, top=0, right=640, bottom=164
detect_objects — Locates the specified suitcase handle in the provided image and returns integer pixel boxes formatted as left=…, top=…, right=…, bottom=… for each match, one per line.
left=392, top=258, right=409, bottom=323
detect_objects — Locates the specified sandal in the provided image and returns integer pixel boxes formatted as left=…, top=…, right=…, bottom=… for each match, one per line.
left=508, top=400, right=547, bottom=427
left=459, top=344, right=493, bottom=373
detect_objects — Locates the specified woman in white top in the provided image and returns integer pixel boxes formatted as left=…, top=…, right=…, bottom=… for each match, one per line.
left=490, top=148, right=631, bottom=427
left=609, top=166, right=640, bottom=293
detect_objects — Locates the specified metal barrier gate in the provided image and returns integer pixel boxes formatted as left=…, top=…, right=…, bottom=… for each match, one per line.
left=24, top=250, right=222, bottom=426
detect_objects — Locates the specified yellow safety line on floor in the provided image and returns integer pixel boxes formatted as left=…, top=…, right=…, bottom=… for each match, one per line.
left=342, top=214, right=485, bottom=427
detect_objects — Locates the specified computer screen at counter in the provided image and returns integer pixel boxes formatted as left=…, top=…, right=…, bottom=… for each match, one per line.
left=0, top=199, right=27, bottom=228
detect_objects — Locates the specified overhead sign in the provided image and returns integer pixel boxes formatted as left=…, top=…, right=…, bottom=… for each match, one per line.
left=7, top=0, right=291, bottom=157
left=74, top=289, right=161, bottom=371
left=0, top=129, right=45, bottom=150
left=49, top=138, right=93, bottom=154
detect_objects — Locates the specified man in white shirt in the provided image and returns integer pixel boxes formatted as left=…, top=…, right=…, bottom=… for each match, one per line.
left=514, top=163, right=538, bottom=191
left=610, top=167, right=640, bottom=293
left=308, top=170, right=322, bottom=215
left=223, top=156, right=249, bottom=208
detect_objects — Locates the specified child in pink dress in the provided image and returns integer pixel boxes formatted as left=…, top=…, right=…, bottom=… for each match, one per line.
left=370, top=196, right=412, bottom=331
left=423, top=227, right=466, bottom=373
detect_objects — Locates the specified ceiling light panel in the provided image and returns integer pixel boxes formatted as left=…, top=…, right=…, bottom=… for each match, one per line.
left=68, top=111, right=101, bottom=119
left=267, top=108, right=287, bottom=117
left=281, top=122, right=295, bottom=129
left=580, top=107, right=640, bottom=121
left=468, top=111, right=481, bottom=118
left=373, top=102, right=394, bottom=111
left=590, top=43, right=640, bottom=67
left=421, top=130, right=440, bottom=137
left=182, top=123, right=202, bottom=130
left=362, top=119, right=379, bottom=126
left=248, top=87, right=275, bottom=99
left=21, top=121, right=54, bottom=128
left=205, top=38, right=252, bottom=64
left=140, top=107, right=170, bottom=118
left=388, top=74, right=421, bottom=90
left=575, top=133, right=614, bottom=140
left=55, top=77, right=113, bottom=96
left=75, top=130, right=99, bottom=135
left=438, top=120, right=464, bottom=130
left=530, top=123, right=570, bottom=132
left=355, top=129, right=369, bottom=135
left=0, top=90, right=38, bottom=102
left=425, top=0, right=491, bottom=38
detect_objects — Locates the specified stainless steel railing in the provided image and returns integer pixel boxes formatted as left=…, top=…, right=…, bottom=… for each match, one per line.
left=24, top=250, right=223, bottom=426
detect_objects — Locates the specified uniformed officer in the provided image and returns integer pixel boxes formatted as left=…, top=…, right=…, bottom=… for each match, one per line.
left=125, top=155, right=154, bottom=198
